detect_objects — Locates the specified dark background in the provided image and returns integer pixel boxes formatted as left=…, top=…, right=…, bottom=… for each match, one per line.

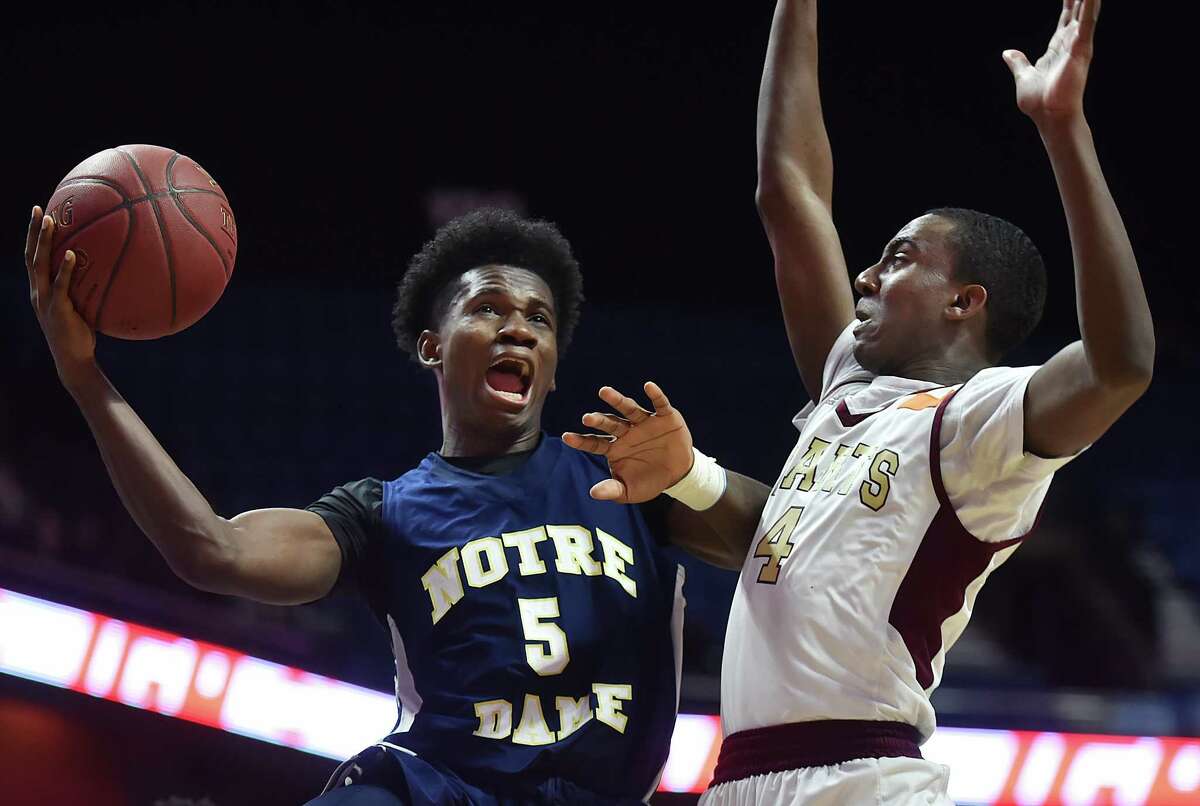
left=1, top=1, right=1195, bottom=804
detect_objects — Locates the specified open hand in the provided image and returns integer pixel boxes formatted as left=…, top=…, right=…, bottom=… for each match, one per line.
left=1003, top=0, right=1100, bottom=125
left=562, top=381, right=694, bottom=504
left=26, top=206, right=96, bottom=381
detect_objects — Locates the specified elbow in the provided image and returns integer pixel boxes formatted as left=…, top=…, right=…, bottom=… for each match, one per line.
left=755, top=179, right=785, bottom=219
left=167, top=526, right=238, bottom=594
left=757, top=152, right=831, bottom=206
left=755, top=170, right=831, bottom=224
left=1096, top=356, right=1154, bottom=400
left=755, top=159, right=797, bottom=212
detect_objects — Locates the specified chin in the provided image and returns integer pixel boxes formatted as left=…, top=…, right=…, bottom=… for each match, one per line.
left=851, top=341, right=883, bottom=374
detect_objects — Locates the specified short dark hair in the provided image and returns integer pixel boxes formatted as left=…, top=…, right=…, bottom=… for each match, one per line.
left=391, top=208, right=584, bottom=358
left=927, top=207, right=1046, bottom=360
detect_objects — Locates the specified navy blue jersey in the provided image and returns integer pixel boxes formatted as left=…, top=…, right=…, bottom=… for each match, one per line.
left=318, top=436, right=684, bottom=801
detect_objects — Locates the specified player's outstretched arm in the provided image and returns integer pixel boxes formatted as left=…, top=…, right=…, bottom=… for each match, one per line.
left=25, top=208, right=341, bottom=605
left=563, top=383, right=769, bottom=569
left=1003, top=0, right=1154, bottom=457
left=757, top=0, right=856, bottom=399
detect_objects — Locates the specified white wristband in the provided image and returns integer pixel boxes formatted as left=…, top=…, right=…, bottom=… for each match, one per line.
left=664, top=447, right=728, bottom=511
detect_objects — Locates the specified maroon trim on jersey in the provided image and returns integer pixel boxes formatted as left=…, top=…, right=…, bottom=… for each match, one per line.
left=887, top=387, right=1037, bottom=690
left=928, top=388, right=963, bottom=509
left=835, top=398, right=888, bottom=427
left=709, top=720, right=923, bottom=787
left=834, top=385, right=949, bottom=428
left=821, top=376, right=871, bottom=403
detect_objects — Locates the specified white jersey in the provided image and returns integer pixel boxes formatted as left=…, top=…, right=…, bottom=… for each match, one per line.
left=720, top=323, right=1079, bottom=742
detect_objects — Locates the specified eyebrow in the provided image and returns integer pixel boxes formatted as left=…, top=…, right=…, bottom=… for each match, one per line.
left=882, top=237, right=920, bottom=257
left=464, top=286, right=555, bottom=312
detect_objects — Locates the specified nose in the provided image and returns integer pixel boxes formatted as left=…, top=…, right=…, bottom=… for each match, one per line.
left=498, top=312, right=537, bottom=348
left=854, top=264, right=880, bottom=297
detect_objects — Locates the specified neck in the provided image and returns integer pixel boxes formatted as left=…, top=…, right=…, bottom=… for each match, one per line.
left=886, top=328, right=992, bottom=386
left=439, top=419, right=542, bottom=458
left=890, top=359, right=984, bottom=387
left=892, top=347, right=990, bottom=386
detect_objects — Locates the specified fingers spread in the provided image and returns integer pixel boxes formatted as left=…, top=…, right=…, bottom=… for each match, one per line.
left=589, top=478, right=627, bottom=502
left=1002, top=49, right=1031, bottom=77
left=582, top=412, right=629, bottom=438
left=1079, top=0, right=1100, bottom=38
left=562, top=432, right=613, bottom=456
left=599, top=386, right=651, bottom=423
left=644, top=381, right=672, bottom=415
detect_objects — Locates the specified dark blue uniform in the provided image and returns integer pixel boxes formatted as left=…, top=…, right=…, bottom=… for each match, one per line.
left=307, top=436, right=684, bottom=805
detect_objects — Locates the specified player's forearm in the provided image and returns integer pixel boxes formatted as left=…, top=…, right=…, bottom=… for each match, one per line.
left=703, top=470, right=772, bottom=555
left=1040, top=116, right=1155, bottom=387
left=62, top=362, right=235, bottom=585
left=757, top=0, right=832, bottom=209
left=668, top=471, right=770, bottom=570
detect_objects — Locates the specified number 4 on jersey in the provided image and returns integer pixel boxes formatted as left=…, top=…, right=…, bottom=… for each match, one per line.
left=754, top=506, right=805, bottom=584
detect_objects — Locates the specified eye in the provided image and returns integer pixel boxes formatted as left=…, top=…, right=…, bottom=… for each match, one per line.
left=474, top=303, right=497, bottom=315
left=529, top=313, right=551, bottom=326
left=888, top=253, right=907, bottom=267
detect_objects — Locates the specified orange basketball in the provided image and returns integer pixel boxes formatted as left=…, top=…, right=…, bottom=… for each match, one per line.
left=45, top=144, right=237, bottom=339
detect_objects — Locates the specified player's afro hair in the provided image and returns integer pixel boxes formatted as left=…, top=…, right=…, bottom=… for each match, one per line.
left=927, top=207, right=1046, bottom=361
left=391, top=208, right=584, bottom=359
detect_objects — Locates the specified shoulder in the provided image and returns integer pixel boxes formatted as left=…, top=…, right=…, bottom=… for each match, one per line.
left=937, top=366, right=1076, bottom=543
left=309, top=477, right=383, bottom=512
left=949, top=365, right=1039, bottom=408
left=938, top=366, right=1040, bottom=454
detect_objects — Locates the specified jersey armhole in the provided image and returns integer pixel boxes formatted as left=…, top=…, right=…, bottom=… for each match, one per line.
left=929, top=386, right=1041, bottom=548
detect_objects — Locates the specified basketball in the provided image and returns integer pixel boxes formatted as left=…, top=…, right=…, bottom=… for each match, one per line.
left=44, top=144, right=237, bottom=340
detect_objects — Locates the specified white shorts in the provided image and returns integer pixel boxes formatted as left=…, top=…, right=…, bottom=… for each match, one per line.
left=698, top=756, right=953, bottom=806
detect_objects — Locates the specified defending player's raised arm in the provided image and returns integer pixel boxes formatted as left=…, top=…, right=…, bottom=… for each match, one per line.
left=563, top=383, right=770, bottom=569
left=1004, top=0, right=1154, bottom=457
left=757, top=0, right=856, bottom=399
left=25, top=208, right=342, bottom=605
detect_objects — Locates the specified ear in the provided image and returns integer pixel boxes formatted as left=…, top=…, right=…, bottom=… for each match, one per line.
left=946, top=284, right=987, bottom=322
left=417, top=330, right=442, bottom=368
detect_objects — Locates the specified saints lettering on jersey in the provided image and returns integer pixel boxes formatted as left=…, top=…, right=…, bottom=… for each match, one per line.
left=758, top=437, right=903, bottom=583
left=419, top=523, right=639, bottom=745
left=775, top=436, right=901, bottom=508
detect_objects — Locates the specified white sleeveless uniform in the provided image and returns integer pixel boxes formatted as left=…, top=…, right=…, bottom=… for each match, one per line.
left=702, top=323, right=1079, bottom=805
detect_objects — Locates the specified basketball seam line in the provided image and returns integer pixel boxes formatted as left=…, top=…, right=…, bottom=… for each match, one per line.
left=92, top=201, right=137, bottom=335
left=53, top=176, right=129, bottom=202
left=165, top=152, right=233, bottom=279
left=90, top=155, right=147, bottom=332
left=54, top=187, right=227, bottom=246
left=56, top=175, right=228, bottom=202
left=54, top=186, right=228, bottom=322
left=117, top=147, right=177, bottom=330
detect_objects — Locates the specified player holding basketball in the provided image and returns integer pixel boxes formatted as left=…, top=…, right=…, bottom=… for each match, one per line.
left=565, top=0, right=1153, bottom=801
left=24, top=208, right=699, bottom=805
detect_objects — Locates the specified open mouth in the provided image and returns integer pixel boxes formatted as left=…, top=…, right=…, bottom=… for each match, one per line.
left=485, top=357, right=533, bottom=405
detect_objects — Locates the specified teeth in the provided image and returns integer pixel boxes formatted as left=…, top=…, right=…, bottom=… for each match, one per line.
left=491, top=359, right=531, bottom=378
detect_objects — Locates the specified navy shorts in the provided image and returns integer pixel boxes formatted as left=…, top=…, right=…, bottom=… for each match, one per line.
left=304, top=745, right=644, bottom=806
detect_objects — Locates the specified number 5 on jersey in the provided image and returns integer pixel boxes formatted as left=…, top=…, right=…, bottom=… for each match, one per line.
left=519, top=597, right=569, bottom=675
left=754, top=506, right=805, bottom=584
